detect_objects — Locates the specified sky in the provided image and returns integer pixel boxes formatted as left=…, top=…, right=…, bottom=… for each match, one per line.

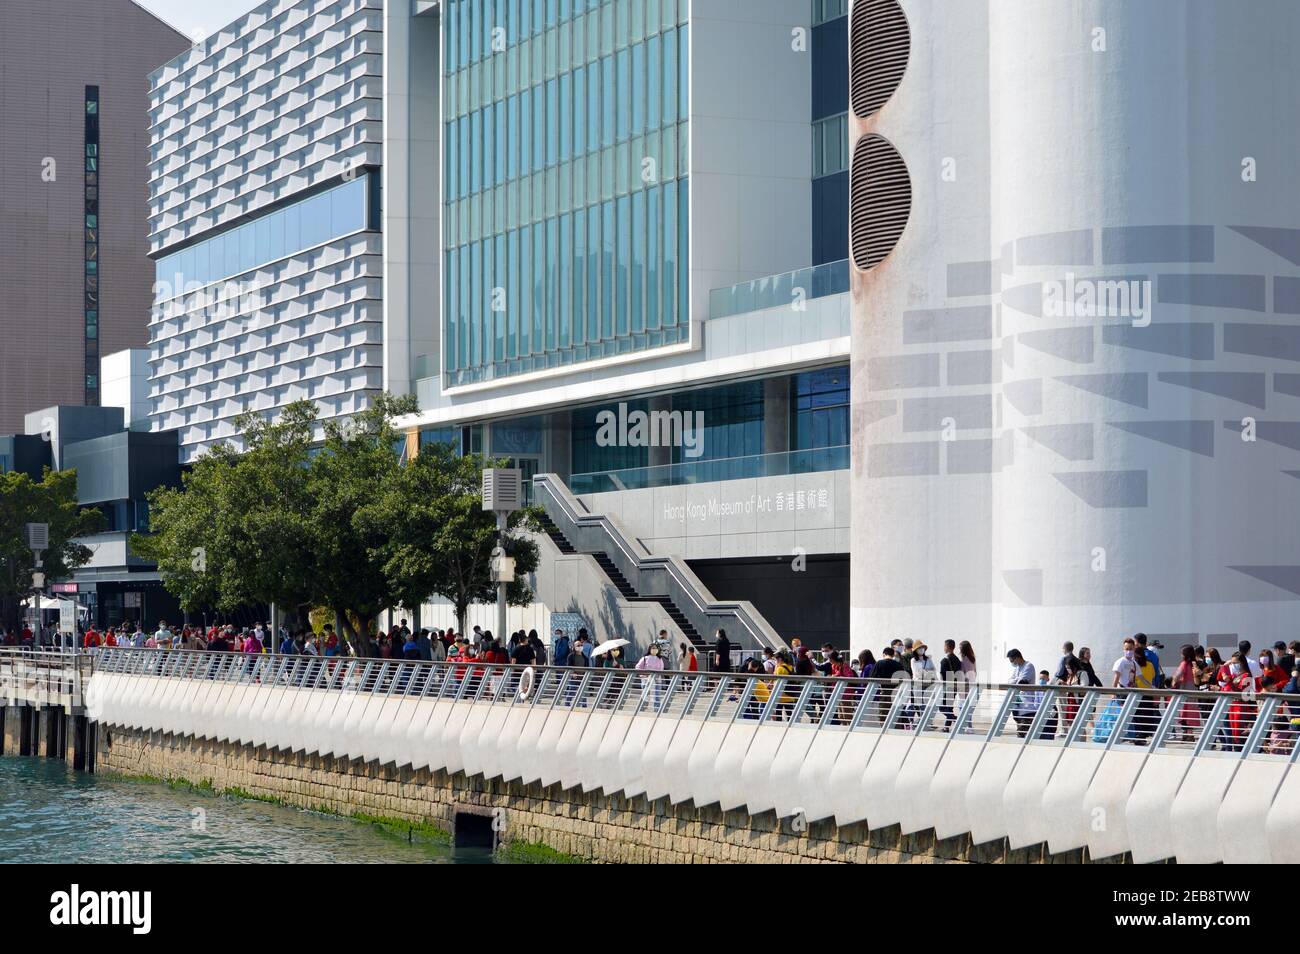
left=133, top=0, right=267, bottom=42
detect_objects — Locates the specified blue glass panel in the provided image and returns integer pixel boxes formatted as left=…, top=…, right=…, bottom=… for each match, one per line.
left=647, top=184, right=660, bottom=329
left=587, top=60, right=600, bottom=152
left=587, top=203, right=600, bottom=342
left=470, top=240, right=482, bottom=366
left=631, top=188, right=644, bottom=332
left=663, top=26, right=677, bottom=125
left=616, top=48, right=630, bottom=141
left=601, top=199, right=614, bottom=338
left=471, top=108, right=483, bottom=192
left=532, top=86, right=545, bottom=171
left=631, top=41, right=645, bottom=137
left=601, top=55, right=615, bottom=147
left=546, top=78, right=558, bottom=166
left=532, top=221, right=545, bottom=353
left=484, top=103, right=496, bottom=189
left=508, top=228, right=519, bottom=359
left=679, top=25, right=689, bottom=119
left=559, top=213, right=572, bottom=348
left=507, top=94, right=519, bottom=180
left=520, top=89, right=533, bottom=177
left=662, top=179, right=676, bottom=327
left=459, top=244, right=470, bottom=368
left=560, top=71, right=572, bottom=163
left=519, top=225, right=532, bottom=356
left=647, top=35, right=660, bottom=131
left=616, top=194, right=630, bottom=333
left=495, top=233, right=507, bottom=361
left=546, top=216, right=558, bottom=349
left=573, top=208, right=586, bottom=346
left=573, top=66, right=585, bottom=157
left=495, top=100, right=508, bottom=186
left=239, top=225, right=256, bottom=273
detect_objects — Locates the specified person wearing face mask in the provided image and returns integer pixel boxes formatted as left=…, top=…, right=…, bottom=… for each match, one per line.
left=1221, top=651, right=1256, bottom=750
left=908, top=642, right=935, bottom=730
left=636, top=641, right=667, bottom=710
left=1112, top=638, right=1138, bottom=688
left=1258, top=650, right=1289, bottom=694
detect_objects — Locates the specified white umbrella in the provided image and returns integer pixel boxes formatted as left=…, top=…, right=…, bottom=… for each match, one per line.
left=590, top=638, right=629, bottom=658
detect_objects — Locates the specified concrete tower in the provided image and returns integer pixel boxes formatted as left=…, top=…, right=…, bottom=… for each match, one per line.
left=850, top=0, right=1300, bottom=672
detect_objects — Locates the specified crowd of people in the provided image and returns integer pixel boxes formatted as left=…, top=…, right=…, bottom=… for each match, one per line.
left=9, top=618, right=1300, bottom=742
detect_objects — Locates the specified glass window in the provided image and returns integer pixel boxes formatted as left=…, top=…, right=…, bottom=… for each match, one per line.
left=601, top=199, right=614, bottom=338
left=631, top=41, right=645, bottom=137
left=647, top=184, right=660, bottom=330
left=470, top=241, right=482, bottom=366
left=507, top=228, right=519, bottom=359
left=532, top=84, right=545, bottom=170
left=573, top=207, right=586, bottom=346
left=546, top=78, right=558, bottom=166
left=573, top=66, right=586, bottom=157
left=496, top=100, right=508, bottom=185
left=559, top=212, right=572, bottom=348
left=679, top=25, right=689, bottom=119
left=587, top=59, right=601, bottom=152
left=532, top=221, right=545, bottom=353
left=445, top=247, right=458, bottom=370
left=546, top=215, right=559, bottom=349
left=587, top=202, right=600, bottom=342
left=631, top=188, right=644, bottom=332
left=459, top=243, right=471, bottom=368
left=616, top=194, right=630, bottom=334
left=616, top=47, right=630, bottom=141
left=647, top=34, right=661, bottom=131
left=560, top=71, right=572, bottom=163
left=662, top=179, right=677, bottom=327
left=519, top=224, right=532, bottom=356
left=520, top=89, right=533, bottom=177
left=495, top=233, right=507, bottom=361
left=601, top=55, right=615, bottom=147
left=506, top=94, right=519, bottom=181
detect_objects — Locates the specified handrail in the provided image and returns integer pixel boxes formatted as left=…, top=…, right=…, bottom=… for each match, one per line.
left=533, top=473, right=786, bottom=653
left=87, top=648, right=1300, bottom=763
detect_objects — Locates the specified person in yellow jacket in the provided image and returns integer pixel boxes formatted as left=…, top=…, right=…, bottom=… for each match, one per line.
left=753, top=652, right=796, bottom=719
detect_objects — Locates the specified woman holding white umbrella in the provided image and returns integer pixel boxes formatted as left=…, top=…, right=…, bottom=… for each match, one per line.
left=591, top=638, right=629, bottom=669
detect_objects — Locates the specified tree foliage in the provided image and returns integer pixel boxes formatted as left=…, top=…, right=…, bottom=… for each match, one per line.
left=134, top=395, right=540, bottom=651
left=0, top=468, right=103, bottom=633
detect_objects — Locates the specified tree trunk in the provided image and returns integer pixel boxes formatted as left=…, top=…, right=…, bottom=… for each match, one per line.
left=455, top=597, right=468, bottom=640
left=336, top=607, right=372, bottom=657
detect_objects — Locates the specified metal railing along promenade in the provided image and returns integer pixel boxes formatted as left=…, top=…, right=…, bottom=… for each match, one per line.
left=0, top=647, right=87, bottom=708
left=78, top=648, right=1300, bottom=862
left=85, top=648, right=1300, bottom=762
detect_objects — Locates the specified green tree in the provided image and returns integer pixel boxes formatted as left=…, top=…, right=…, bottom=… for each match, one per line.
left=367, top=438, right=540, bottom=636
left=305, top=393, right=419, bottom=655
left=136, top=394, right=540, bottom=653
left=132, top=402, right=319, bottom=625
left=0, top=468, right=104, bottom=634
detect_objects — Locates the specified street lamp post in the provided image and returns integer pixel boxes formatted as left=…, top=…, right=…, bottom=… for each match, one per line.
left=481, top=469, right=521, bottom=644
left=26, top=523, right=48, bottom=643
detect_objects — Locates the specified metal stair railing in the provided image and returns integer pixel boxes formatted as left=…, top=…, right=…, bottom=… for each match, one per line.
left=533, top=472, right=786, bottom=653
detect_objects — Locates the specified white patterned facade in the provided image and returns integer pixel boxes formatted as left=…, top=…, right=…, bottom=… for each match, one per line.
left=146, top=0, right=384, bottom=460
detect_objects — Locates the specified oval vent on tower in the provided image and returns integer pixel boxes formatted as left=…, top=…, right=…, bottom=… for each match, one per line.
left=849, top=0, right=910, bottom=119
left=850, top=134, right=910, bottom=270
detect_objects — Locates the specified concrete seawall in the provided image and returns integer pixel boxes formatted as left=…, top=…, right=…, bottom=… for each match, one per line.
left=93, top=722, right=1111, bottom=864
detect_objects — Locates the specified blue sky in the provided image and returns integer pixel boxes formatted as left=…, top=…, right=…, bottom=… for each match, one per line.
left=134, top=0, right=266, bottom=41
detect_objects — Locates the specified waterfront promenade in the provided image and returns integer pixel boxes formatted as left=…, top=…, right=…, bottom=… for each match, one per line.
left=0, top=648, right=1295, bottom=863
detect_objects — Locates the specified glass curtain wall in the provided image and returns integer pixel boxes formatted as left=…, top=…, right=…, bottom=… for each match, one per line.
left=442, top=0, right=691, bottom=387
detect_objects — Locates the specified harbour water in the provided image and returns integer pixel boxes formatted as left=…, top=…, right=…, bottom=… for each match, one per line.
left=0, top=758, right=492, bottom=864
